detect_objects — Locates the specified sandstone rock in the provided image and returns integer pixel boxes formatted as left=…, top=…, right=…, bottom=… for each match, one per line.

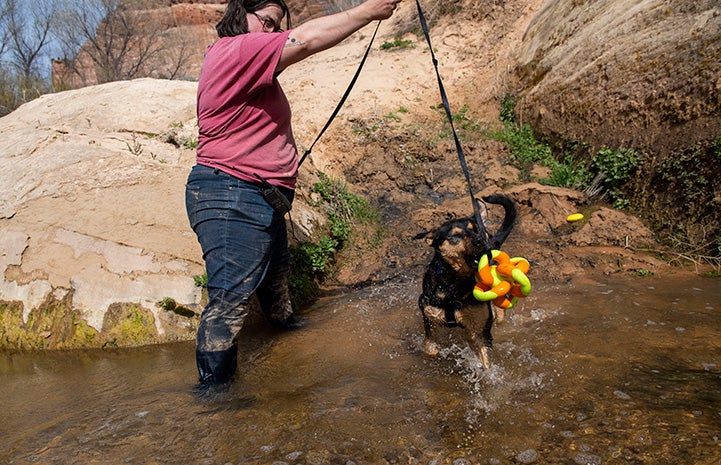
left=0, top=78, right=204, bottom=347
left=515, top=0, right=721, bottom=157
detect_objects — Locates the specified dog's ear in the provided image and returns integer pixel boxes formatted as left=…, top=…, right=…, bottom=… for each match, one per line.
left=474, top=197, right=488, bottom=228
left=414, top=229, right=437, bottom=246
left=424, top=232, right=436, bottom=247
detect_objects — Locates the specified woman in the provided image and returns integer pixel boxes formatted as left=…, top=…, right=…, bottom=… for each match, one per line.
left=185, top=0, right=401, bottom=391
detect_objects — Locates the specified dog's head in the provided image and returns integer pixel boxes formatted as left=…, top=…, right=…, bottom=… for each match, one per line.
left=417, top=216, right=486, bottom=277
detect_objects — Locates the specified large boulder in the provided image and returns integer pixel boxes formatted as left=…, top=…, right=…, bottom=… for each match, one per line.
left=514, top=0, right=721, bottom=157
left=0, top=79, right=205, bottom=348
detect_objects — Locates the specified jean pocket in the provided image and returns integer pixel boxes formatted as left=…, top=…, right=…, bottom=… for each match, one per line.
left=185, top=183, right=201, bottom=228
left=186, top=166, right=230, bottom=228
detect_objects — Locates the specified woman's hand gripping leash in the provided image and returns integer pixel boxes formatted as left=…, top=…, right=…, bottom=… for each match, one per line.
left=364, top=0, right=402, bottom=20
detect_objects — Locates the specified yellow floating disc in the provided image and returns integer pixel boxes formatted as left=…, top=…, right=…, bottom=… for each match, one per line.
left=566, top=213, right=584, bottom=222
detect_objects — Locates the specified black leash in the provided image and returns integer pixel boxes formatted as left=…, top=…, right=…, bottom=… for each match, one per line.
left=414, top=0, right=492, bottom=253
left=415, top=0, right=496, bottom=333
left=297, top=21, right=382, bottom=168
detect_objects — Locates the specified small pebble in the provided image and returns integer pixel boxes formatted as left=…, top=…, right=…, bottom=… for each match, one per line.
left=516, top=449, right=538, bottom=464
left=614, top=390, right=632, bottom=400
left=573, top=453, right=602, bottom=465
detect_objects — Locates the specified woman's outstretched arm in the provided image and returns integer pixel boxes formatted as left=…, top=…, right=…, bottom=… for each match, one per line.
left=277, top=0, right=401, bottom=71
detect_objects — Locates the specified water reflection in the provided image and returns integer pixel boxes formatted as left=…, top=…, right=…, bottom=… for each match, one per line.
left=1, top=275, right=720, bottom=464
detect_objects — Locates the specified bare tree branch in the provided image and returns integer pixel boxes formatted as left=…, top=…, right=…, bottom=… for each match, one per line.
left=157, top=24, right=194, bottom=80
left=0, top=0, right=10, bottom=58
left=2, top=0, right=56, bottom=79
left=54, top=0, right=169, bottom=85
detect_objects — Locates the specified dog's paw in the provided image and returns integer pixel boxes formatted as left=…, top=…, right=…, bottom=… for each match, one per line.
left=479, top=346, right=492, bottom=370
left=423, top=339, right=440, bottom=357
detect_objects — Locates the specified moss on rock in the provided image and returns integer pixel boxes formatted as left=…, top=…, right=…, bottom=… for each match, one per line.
left=0, top=301, right=44, bottom=349
left=0, top=295, right=103, bottom=350
left=101, top=303, right=159, bottom=347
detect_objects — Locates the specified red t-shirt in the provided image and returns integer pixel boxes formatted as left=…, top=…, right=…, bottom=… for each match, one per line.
left=196, top=31, right=298, bottom=190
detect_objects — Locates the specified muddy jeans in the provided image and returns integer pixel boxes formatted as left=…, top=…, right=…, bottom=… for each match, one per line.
left=185, top=164, right=294, bottom=384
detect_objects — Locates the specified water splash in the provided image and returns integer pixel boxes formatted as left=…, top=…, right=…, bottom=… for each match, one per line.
left=429, top=328, right=554, bottom=427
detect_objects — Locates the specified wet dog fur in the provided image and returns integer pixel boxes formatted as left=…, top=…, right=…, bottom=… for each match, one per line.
left=417, top=194, right=517, bottom=368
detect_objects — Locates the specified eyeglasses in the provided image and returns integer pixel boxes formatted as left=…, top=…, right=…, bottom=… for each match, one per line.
left=252, top=12, right=282, bottom=32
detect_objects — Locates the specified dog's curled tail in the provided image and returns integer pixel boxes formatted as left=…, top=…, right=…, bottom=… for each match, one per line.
left=481, top=194, right=518, bottom=250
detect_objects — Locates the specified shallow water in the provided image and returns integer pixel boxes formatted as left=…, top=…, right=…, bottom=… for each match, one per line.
left=1, top=274, right=720, bottom=464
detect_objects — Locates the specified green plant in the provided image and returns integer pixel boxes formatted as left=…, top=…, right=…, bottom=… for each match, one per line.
left=351, top=116, right=385, bottom=139
left=126, top=133, right=143, bottom=156
left=304, top=237, right=338, bottom=273
left=312, top=172, right=377, bottom=227
left=592, top=147, right=640, bottom=187
left=288, top=244, right=320, bottom=308
left=499, top=93, right=517, bottom=124
left=431, top=104, right=481, bottom=137
left=183, top=136, right=199, bottom=150
left=328, top=214, right=351, bottom=246
left=380, top=38, right=413, bottom=50
left=158, top=297, right=196, bottom=318
left=288, top=172, right=382, bottom=308
left=542, top=156, right=592, bottom=189
left=635, top=269, right=654, bottom=277
left=489, top=122, right=553, bottom=166
left=159, top=297, right=176, bottom=310
left=487, top=96, right=599, bottom=190
left=659, top=148, right=710, bottom=203
left=288, top=235, right=342, bottom=310
left=591, top=147, right=640, bottom=209
left=193, top=273, right=208, bottom=288
left=385, top=112, right=402, bottom=122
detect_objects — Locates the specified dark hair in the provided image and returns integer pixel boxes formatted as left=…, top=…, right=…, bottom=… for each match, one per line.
left=216, top=0, right=291, bottom=38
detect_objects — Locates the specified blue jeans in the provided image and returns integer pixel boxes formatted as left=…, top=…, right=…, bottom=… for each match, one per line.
left=185, top=164, right=294, bottom=356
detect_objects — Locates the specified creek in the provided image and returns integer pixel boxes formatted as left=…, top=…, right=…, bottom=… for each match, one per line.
left=1, top=274, right=720, bottom=464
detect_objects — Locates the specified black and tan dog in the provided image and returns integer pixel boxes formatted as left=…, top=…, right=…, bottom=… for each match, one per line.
left=417, top=194, right=517, bottom=369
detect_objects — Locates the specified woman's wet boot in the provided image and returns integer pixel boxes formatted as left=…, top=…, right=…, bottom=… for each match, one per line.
left=195, top=345, right=238, bottom=392
left=194, top=290, right=248, bottom=394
